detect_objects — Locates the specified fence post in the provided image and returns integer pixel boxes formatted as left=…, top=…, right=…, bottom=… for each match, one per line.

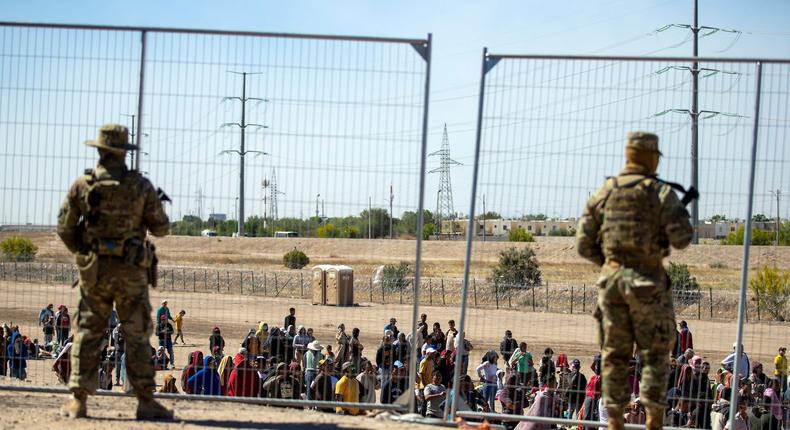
left=400, top=282, right=404, bottom=304
left=216, top=270, right=220, bottom=292
left=226, top=270, right=230, bottom=292
left=508, top=291, right=511, bottom=308
left=240, top=271, right=244, bottom=295
left=263, top=273, right=267, bottom=296
left=429, top=279, right=433, bottom=305
left=571, top=285, right=574, bottom=314
left=274, top=273, right=278, bottom=296
left=757, top=299, right=761, bottom=321
left=545, top=281, right=549, bottom=312
left=369, top=277, right=373, bottom=302
left=529, top=285, right=534, bottom=311
left=441, top=279, right=446, bottom=305
left=300, top=272, right=304, bottom=298
left=473, top=278, right=477, bottom=307
left=382, top=279, right=385, bottom=303
left=582, top=284, right=586, bottom=313
left=697, top=291, right=701, bottom=320
left=181, top=268, right=185, bottom=290
left=192, top=271, right=196, bottom=292
left=251, top=271, right=255, bottom=293
left=709, top=287, right=713, bottom=319
left=170, top=269, right=174, bottom=289
left=495, top=283, right=499, bottom=309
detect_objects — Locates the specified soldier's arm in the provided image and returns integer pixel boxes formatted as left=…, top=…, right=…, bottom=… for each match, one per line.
left=142, top=180, right=170, bottom=237
left=575, top=185, right=607, bottom=266
left=56, top=181, right=84, bottom=253
left=659, top=185, right=693, bottom=250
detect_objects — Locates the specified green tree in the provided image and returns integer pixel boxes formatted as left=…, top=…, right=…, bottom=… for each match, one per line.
left=317, top=223, right=339, bottom=238
left=359, top=208, right=392, bottom=238
left=710, top=214, right=728, bottom=222
left=667, top=262, right=701, bottom=305
left=1, top=237, right=38, bottom=261
left=721, top=226, right=775, bottom=246
left=509, top=227, right=534, bottom=242
left=750, top=265, right=790, bottom=321
left=753, top=214, right=769, bottom=222
left=283, top=248, right=310, bottom=269
left=489, top=247, right=542, bottom=290
left=397, top=210, right=435, bottom=238
left=521, top=213, right=547, bottom=221
left=422, top=223, right=435, bottom=240
left=481, top=211, right=502, bottom=220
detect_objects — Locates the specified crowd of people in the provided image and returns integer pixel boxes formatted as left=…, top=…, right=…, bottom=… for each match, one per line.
left=2, top=300, right=789, bottom=429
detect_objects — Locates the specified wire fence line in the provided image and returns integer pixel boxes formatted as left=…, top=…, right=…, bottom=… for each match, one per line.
left=0, top=260, right=777, bottom=322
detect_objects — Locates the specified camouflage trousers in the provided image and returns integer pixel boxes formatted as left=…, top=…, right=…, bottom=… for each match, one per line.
left=70, top=257, right=154, bottom=395
left=596, top=263, right=675, bottom=410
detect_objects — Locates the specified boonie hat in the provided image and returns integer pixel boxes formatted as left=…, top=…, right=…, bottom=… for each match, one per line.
left=85, top=124, right=138, bottom=153
left=626, top=131, right=661, bottom=155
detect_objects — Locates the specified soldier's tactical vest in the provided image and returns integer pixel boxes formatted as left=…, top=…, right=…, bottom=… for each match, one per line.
left=83, top=168, right=147, bottom=256
left=601, top=175, right=663, bottom=265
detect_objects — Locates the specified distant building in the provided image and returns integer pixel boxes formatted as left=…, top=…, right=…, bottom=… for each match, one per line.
left=440, top=218, right=577, bottom=237
left=208, top=213, right=227, bottom=222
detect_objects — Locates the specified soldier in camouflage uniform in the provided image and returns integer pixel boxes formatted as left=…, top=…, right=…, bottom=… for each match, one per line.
left=576, top=132, right=693, bottom=430
left=56, top=124, right=173, bottom=420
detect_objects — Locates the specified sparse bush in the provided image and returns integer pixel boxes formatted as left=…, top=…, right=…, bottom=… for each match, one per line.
left=667, top=262, right=701, bottom=306
left=1, top=237, right=38, bottom=261
left=283, top=248, right=309, bottom=269
left=508, top=227, right=534, bottom=242
left=548, top=227, right=575, bottom=237
left=721, top=226, right=776, bottom=246
left=489, top=246, right=542, bottom=290
left=381, top=262, right=412, bottom=291
left=709, top=261, right=728, bottom=269
left=750, top=265, right=790, bottom=321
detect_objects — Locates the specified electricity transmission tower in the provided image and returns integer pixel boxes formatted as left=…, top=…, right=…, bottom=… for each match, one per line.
left=429, top=124, right=462, bottom=232
left=771, top=189, right=782, bottom=245
left=220, top=71, right=269, bottom=237
left=265, top=168, right=285, bottom=222
left=655, top=0, right=742, bottom=244
left=195, top=187, right=205, bottom=220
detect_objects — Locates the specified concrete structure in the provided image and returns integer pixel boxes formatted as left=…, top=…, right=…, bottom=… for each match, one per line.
left=440, top=218, right=577, bottom=237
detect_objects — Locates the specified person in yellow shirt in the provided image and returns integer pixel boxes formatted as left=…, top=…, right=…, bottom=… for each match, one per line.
left=335, top=362, right=361, bottom=415
left=173, top=310, right=186, bottom=345
left=419, top=348, right=438, bottom=389
left=774, top=346, right=787, bottom=396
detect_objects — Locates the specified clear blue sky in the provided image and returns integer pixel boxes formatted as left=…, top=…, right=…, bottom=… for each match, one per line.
left=2, top=0, right=789, bottom=224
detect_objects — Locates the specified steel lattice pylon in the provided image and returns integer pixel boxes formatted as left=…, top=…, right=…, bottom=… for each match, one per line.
left=429, top=124, right=461, bottom=227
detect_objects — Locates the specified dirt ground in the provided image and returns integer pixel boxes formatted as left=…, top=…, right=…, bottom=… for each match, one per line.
left=0, top=390, right=438, bottom=430
left=6, top=232, right=790, bottom=288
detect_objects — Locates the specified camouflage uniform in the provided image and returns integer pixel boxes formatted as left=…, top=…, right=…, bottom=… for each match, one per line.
left=56, top=124, right=171, bottom=419
left=576, top=132, right=692, bottom=429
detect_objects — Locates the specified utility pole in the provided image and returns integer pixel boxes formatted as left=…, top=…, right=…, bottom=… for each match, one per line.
left=120, top=113, right=138, bottom=170
left=482, top=194, right=486, bottom=242
left=691, top=0, right=700, bottom=244
left=221, top=71, right=268, bottom=237
left=772, top=189, right=782, bottom=245
left=389, top=185, right=394, bottom=239
left=368, top=196, right=372, bottom=239
left=655, top=3, right=741, bottom=244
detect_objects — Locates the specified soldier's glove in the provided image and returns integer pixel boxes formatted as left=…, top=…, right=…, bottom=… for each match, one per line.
left=680, top=186, right=699, bottom=206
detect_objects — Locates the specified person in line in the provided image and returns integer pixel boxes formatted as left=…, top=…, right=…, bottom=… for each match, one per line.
left=335, top=362, right=361, bottom=415
left=773, top=346, right=787, bottom=398
left=208, top=327, right=225, bottom=355
left=356, top=360, right=379, bottom=411
left=335, top=324, right=350, bottom=366
left=181, top=351, right=204, bottom=394
left=376, top=333, right=395, bottom=389
left=476, top=350, right=499, bottom=413
left=499, top=330, right=518, bottom=364
left=6, top=330, right=28, bottom=380
left=423, top=370, right=447, bottom=418
left=312, top=358, right=336, bottom=409
left=55, top=306, right=70, bottom=346
left=263, top=362, right=301, bottom=400
left=53, top=335, right=73, bottom=384
left=384, top=318, right=399, bottom=338
left=567, top=358, right=587, bottom=419
left=227, top=353, right=260, bottom=398
left=381, top=360, right=408, bottom=404
left=516, top=375, right=557, bottom=430
left=284, top=308, right=296, bottom=329
left=159, top=374, right=179, bottom=394
left=187, top=355, right=221, bottom=396
left=157, top=315, right=175, bottom=370
left=349, top=327, right=364, bottom=372
left=303, top=340, right=322, bottom=401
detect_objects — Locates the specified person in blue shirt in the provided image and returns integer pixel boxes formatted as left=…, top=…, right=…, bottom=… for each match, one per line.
left=187, top=355, right=222, bottom=396
left=156, top=300, right=174, bottom=323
